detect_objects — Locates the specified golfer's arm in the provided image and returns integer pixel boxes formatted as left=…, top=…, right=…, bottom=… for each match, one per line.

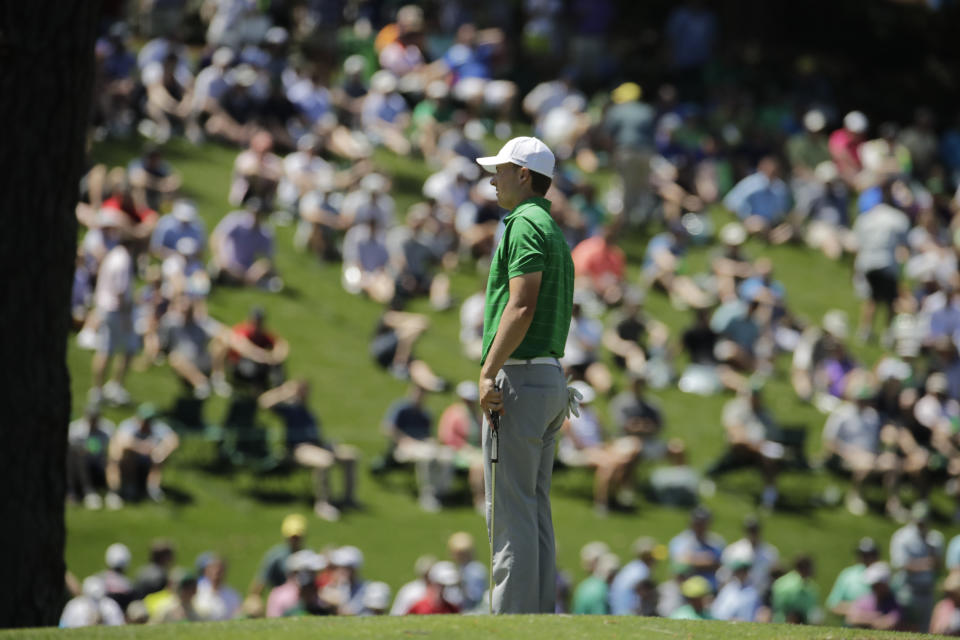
left=480, top=272, right=542, bottom=380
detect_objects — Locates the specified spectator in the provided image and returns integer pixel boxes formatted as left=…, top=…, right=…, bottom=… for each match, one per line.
left=572, top=552, right=619, bottom=615
left=719, top=515, right=780, bottom=594
left=258, top=379, right=360, bottom=521
left=602, top=82, right=655, bottom=224
left=266, top=551, right=317, bottom=618
left=194, top=555, right=241, bottom=621
left=929, top=571, right=960, bottom=635
left=771, top=555, right=821, bottom=624
left=361, top=70, right=411, bottom=156
left=342, top=218, right=394, bottom=303
left=657, top=563, right=693, bottom=618
left=284, top=568, right=334, bottom=617
left=150, top=571, right=200, bottom=623
left=669, top=576, right=713, bottom=620
left=437, top=384, right=485, bottom=512
left=668, top=507, right=725, bottom=589
left=368, top=304, right=445, bottom=391
left=249, top=514, right=307, bottom=597
left=571, top=223, right=627, bottom=304
left=320, top=546, right=368, bottom=616
left=608, top=369, right=665, bottom=459
left=845, top=562, right=901, bottom=631
left=360, top=582, right=392, bottom=616
left=723, top=156, right=792, bottom=235
left=826, top=537, right=880, bottom=618
left=711, top=550, right=763, bottom=622
left=442, top=24, right=517, bottom=136
left=60, top=576, right=126, bottom=628
left=211, top=198, right=282, bottom=291
left=890, top=502, right=944, bottom=630
left=226, top=306, right=289, bottom=392
left=67, top=402, right=115, bottom=509
left=459, top=288, right=486, bottom=361
left=229, top=130, right=283, bottom=206
left=105, top=403, right=179, bottom=508
left=150, top=199, right=206, bottom=260
left=98, top=543, right=135, bottom=610
left=132, top=539, right=175, bottom=600
left=128, top=145, right=182, bottom=211
left=380, top=384, right=453, bottom=512
left=161, top=296, right=232, bottom=400
left=608, top=537, right=658, bottom=615
left=447, top=532, right=487, bottom=612
left=391, top=555, right=436, bottom=616
left=408, top=561, right=461, bottom=615
left=829, top=111, right=869, bottom=183
left=141, top=51, right=195, bottom=144
left=603, top=288, right=670, bottom=381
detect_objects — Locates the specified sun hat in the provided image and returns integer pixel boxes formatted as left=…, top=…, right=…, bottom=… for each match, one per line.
left=476, top=136, right=555, bottom=178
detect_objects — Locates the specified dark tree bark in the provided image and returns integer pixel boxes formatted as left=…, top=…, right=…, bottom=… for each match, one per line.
left=0, top=1, right=100, bottom=628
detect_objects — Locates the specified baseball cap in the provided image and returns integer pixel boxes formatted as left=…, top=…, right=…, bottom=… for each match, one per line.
left=803, top=109, right=826, bottom=133
left=281, top=513, right=307, bottom=538
left=476, top=136, right=555, bottom=178
left=580, top=541, right=610, bottom=567
left=428, top=560, right=460, bottom=586
left=455, top=381, right=479, bottom=402
left=137, top=403, right=158, bottom=421
left=863, top=562, right=891, bottom=585
left=331, top=545, right=364, bottom=569
left=857, top=537, right=878, bottom=555
left=448, top=531, right=475, bottom=553
left=719, top=222, right=747, bottom=247
left=844, top=110, right=869, bottom=134
left=681, top=576, right=711, bottom=599
left=822, top=310, right=849, bottom=340
left=611, top=82, right=642, bottom=105
left=105, top=543, right=131, bottom=570
left=363, top=581, right=392, bottom=610
left=172, top=200, right=198, bottom=223
left=82, top=576, right=107, bottom=600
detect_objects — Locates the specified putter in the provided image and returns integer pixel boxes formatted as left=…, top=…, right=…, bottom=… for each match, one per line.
left=487, top=384, right=501, bottom=613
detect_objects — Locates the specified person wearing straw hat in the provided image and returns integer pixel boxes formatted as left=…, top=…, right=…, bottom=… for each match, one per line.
left=475, top=137, right=574, bottom=613
left=929, top=571, right=960, bottom=634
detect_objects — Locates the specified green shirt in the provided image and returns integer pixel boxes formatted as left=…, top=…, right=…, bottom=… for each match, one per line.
left=771, top=570, right=820, bottom=624
left=572, top=575, right=609, bottom=614
left=826, top=563, right=869, bottom=611
left=481, top=197, right=574, bottom=365
left=670, top=603, right=713, bottom=620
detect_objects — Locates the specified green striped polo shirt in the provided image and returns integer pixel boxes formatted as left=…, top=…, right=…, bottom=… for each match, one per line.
left=481, top=197, right=574, bottom=365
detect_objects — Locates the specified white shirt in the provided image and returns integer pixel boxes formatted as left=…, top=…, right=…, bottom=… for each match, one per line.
left=94, top=245, right=133, bottom=312
left=194, top=580, right=241, bottom=621
left=390, top=579, right=426, bottom=615
left=60, top=596, right=125, bottom=627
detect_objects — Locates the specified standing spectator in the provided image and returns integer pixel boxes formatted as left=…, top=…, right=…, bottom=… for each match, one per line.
left=211, top=198, right=281, bottom=290
left=890, top=503, right=944, bottom=630
left=249, top=514, right=307, bottom=597
left=105, top=403, right=179, bottom=508
left=929, top=572, right=960, bottom=635
left=608, top=537, right=657, bottom=616
left=845, top=562, right=902, bottom=631
left=852, top=181, right=910, bottom=342
left=826, top=537, right=880, bottom=618
left=771, top=555, right=821, bottom=624
left=668, top=507, right=725, bottom=589
left=194, top=555, right=241, bottom=621
left=603, top=83, right=655, bottom=225
left=258, top=379, right=359, bottom=521
left=67, top=402, right=115, bottom=509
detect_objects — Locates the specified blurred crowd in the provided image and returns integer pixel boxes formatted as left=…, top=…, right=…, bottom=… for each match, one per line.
left=67, top=0, right=960, bottom=632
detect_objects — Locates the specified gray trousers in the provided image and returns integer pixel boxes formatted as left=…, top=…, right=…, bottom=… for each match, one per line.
left=483, top=362, right=568, bottom=613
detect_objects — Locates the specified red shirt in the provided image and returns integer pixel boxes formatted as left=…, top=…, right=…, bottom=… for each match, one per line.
left=828, top=129, right=863, bottom=172
left=571, top=236, right=625, bottom=285
left=229, top=322, right=276, bottom=361
left=407, top=596, right=460, bottom=615
left=102, top=195, right=157, bottom=224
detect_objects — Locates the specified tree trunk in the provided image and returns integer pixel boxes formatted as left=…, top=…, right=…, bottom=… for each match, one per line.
left=0, top=1, right=100, bottom=628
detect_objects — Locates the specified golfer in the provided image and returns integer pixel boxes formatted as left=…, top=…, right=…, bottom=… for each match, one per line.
left=476, top=137, right=574, bottom=613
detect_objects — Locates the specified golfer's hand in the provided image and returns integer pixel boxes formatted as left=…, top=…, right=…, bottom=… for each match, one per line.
left=479, top=375, right=503, bottom=415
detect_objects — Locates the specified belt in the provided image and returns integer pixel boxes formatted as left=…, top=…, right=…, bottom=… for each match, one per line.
left=504, top=356, right=561, bottom=367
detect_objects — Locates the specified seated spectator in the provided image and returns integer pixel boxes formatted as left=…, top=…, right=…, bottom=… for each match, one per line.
left=845, top=562, right=902, bottom=631
left=609, top=370, right=665, bottom=459
left=132, top=539, right=176, bottom=601
left=194, top=555, right=241, bottom=621
left=210, top=198, right=281, bottom=290
left=771, top=555, right=821, bottom=624
left=160, top=296, right=232, bottom=400
left=229, top=130, right=283, bottom=206
left=459, top=288, right=486, bottom=361
left=189, top=47, right=235, bottom=134
left=60, top=576, right=126, bottom=627
left=360, top=582, right=392, bottom=616
left=822, top=378, right=895, bottom=516
left=226, top=307, right=289, bottom=392
left=391, top=555, right=436, bottom=615
left=709, top=295, right=766, bottom=375
left=678, top=306, right=730, bottom=395
left=266, top=550, right=322, bottom=618
left=368, top=304, right=445, bottom=391
left=296, top=187, right=347, bottom=262
left=572, top=551, right=620, bottom=615
left=890, top=503, right=944, bottom=630
left=97, top=543, right=135, bottom=611
left=557, top=382, right=642, bottom=514
left=710, top=222, right=753, bottom=303
left=284, top=568, right=334, bottom=617
left=929, top=571, right=960, bottom=635
left=380, top=384, right=453, bottom=512
left=648, top=438, right=701, bottom=507
left=561, top=295, right=612, bottom=394
left=249, top=514, right=308, bottom=598
left=321, top=546, right=369, bottom=616
left=141, top=51, right=195, bottom=144
left=608, top=537, right=658, bottom=615
left=447, top=532, right=487, bottom=612
left=342, top=218, right=394, bottom=303
left=602, top=288, right=670, bottom=382
left=711, top=550, right=763, bottom=622
left=571, top=223, right=626, bottom=305
left=67, top=402, right=115, bottom=509
left=408, top=561, right=461, bottom=615
left=437, top=383, right=485, bottom=512
left=643, top=223, right=711, bottom=309
left=127, top=145, right=181, bottom=211
left=361, top=70, right=411, bottom=156
left=387, top=205, right=452, bottom=309
left=722, top=156, right=791, bottom=235
left=442, top=24, right=517, bottom=137
left=258, top=379, right=359, bottom=521
left=791, top=309, right=849, bottom=404
left=669, top=576, right=713, bottom=620
left=669, top=507, right=726, bottom=589
left=151, top=572, right=201, bottom=623
left=150, top=200, right=206, bottom=260
left=93, top=23, right=137, bottom=138
left=105, top=403, right=179, bottom=508
left=340, top=172, right=396, bottom=229
left=826, top=537, right=880, bottom=618
left=802, top=162, right=854, bottom=261
left=708, top=383, right=783, bottom=509
left=204, top=65, right=262, bottom=147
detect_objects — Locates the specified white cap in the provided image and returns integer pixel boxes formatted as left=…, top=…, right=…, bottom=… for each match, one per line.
left=580, top=541, right=610, bottom=567
left=370, top=70, right=397, bottom=94
left=595, top=552, right=621, bottom=580
left=719, top=222, right=747, bottom=247
left=863, top=561, right=891, bottom=585
left=822, top=309, right=849, bottom=340
left=844, top=110, right=868, bottom=134
left=363, top=581, right=392, bottom=610
left=360, top=173, right=388, bottom=193
left=105, top=543, right=131, bottom=570
left=212, top=47, right=235, bottom=68
left=877, top=357, right=911, bottom=382
left=428, top=560, right=460, bottom=586
left=814, top=160, right=838, bottom=183
left=476, top=136, right=555, bottom=178
left=82, top=576, right=107, bottom=601
left=803, top=109, right=826, bottom=133
left=331, top=545, right=364, bottom=569
left=97, top=207, right=130, bottom=229
left=569, top=380, right=596, bottom=405
left=456, top=381, right=479, bottom=402
left=285, top=550, right=313, bottom=574
left=172, top=200, right=198, bottom=222
left=344, top=55, right=366, bottom=76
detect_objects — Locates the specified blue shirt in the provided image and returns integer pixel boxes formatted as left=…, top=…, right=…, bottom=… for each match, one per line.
left=669, top=529, right=726, bottom=588
left=443, top=43, right=495, bottom=80
left=723, top=172, right=791, bottom=222
left=386, top=400, right=432, bottom=441
left=608, top=559, right=650, bottom=615
left=150, top=214, right=207, bottom=255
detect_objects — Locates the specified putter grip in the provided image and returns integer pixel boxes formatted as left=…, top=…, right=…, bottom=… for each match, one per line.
left=490, top=384, right=500, bottom=463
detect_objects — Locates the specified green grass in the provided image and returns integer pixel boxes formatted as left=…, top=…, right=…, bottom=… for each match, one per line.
left=7, top=614, right=946, bottom=639
left=65, top=136, right=958, bottom=629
